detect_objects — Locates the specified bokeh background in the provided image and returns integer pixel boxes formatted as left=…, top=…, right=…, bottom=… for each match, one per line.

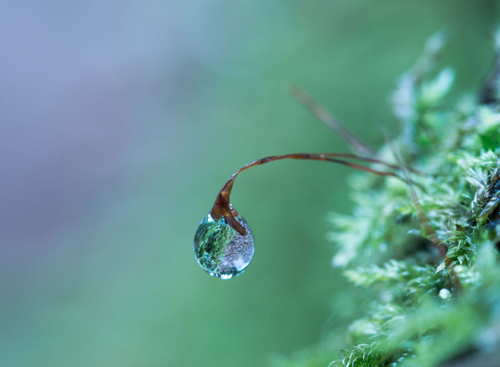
left=1, top=1, right=499, bottom=366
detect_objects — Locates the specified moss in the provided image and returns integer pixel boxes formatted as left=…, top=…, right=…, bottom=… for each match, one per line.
left=273, top=31, right=500, bottom=367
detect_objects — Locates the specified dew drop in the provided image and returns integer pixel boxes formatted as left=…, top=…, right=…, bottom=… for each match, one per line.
left=194, top=213, right=255, bottom=279
left=439, top=288, right=452, bottom=300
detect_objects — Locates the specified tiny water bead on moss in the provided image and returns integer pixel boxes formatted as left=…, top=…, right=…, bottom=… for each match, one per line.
left=194, top=213, right=255, bottom=279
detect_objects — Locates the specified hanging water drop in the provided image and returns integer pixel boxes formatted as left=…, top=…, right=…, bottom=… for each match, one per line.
left=194, top=213, right=255, bottom=279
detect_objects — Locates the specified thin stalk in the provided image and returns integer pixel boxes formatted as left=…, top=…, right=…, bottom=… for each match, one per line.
left=210, top=152, right=407, bottom=236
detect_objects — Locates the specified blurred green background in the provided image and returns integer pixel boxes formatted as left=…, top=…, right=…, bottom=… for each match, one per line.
left=1, top=1, right=499, bottom=366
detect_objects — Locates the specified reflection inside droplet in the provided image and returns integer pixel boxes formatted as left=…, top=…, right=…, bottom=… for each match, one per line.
left=194, top=213, right=255, bottom=279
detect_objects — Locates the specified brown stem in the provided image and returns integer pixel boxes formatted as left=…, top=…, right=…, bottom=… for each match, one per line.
left=287, top=83, right=375, bottom=156
left=210, top=152, right=407, bottom=236
left=384, top=132, right=462, bottom=291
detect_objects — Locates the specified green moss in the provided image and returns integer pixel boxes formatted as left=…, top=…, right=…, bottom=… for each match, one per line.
left=273, top=31, right=500, bottom=367
left=194, top=214, right=236, bottom=272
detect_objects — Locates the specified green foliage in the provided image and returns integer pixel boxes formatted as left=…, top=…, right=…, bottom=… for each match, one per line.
left=345, top=260, right=447, bottom=304
left=331, top=343, right=407, bottom=367
left=273, top=32, right=500, bottom=367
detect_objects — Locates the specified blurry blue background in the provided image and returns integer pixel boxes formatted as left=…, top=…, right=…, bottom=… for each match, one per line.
left=0, top=1, right=498, bottom=366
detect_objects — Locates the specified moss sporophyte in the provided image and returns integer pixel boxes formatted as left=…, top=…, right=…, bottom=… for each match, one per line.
left=193, top=152, right=421, bottom=279
left=194, top=30, right=500, bottom=366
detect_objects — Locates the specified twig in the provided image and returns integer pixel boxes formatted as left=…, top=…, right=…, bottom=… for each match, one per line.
left=383, top=130, right=463, bottom=292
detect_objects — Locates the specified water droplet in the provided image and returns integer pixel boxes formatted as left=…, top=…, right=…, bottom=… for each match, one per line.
left=194, top=213, right=255, bottom=279
left=439, top=288, right=452, bottom=300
